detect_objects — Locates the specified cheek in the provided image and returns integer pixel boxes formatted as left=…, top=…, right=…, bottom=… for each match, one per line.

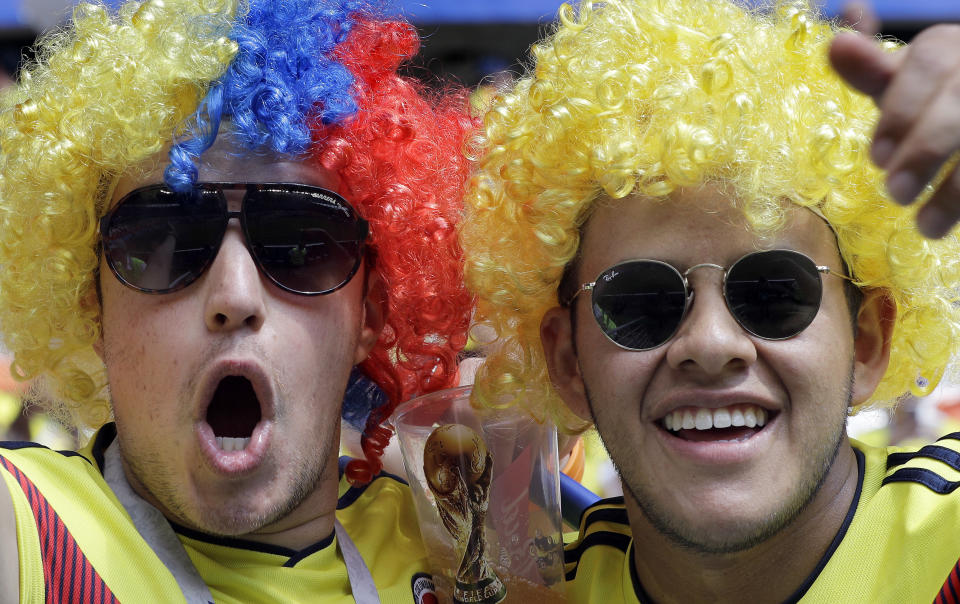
left=104, top=296, right=188, bottom=362
left=100, top=289, right=196, bottom=422
left=578, top=329, right=660, bottom=406
left=271, top=294, right=363, bottom=392
left=763, top=313, right=855, bottom=417
left=284, top=311, right=354, bottom=371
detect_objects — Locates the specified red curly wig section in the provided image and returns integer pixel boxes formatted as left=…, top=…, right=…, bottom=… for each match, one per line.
left=312, top=17, right=477, bottom=485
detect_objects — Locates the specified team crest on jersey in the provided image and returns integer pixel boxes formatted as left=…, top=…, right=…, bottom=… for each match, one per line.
left=411, top=573, right=438, bottom=604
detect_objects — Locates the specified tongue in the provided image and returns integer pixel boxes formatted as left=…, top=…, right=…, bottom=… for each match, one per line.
left=676, top=426, right=758, bottom=442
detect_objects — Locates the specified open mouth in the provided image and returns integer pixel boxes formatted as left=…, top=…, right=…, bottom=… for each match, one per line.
left=206, top=376, right=263, bottom=452
left=659, top=404, right=774, bottom=443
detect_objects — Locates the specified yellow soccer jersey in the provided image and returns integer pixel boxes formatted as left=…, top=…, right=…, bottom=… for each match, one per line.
left=563, top=436, right=960, bottom=603
left=0, top=424, right=435, bottom=603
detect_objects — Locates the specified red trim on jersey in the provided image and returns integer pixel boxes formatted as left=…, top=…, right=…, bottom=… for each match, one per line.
left=936, top=559, right=960, bottom=603
left=0, top=456, right=119, bottom=603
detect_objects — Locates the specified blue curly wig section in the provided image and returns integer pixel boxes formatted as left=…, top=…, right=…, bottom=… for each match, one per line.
left=342, top=368, right=390, bottom=431
left=165, top=0, right=385, bottom=190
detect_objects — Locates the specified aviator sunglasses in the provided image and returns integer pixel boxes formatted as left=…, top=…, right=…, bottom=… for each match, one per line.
left=99, top=183, right=369, bottom=295
left=568, top=249, right=854, bottom=351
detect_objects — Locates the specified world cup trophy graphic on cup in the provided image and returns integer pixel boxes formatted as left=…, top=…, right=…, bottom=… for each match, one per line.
left=423, top=424, right=507, bottom=604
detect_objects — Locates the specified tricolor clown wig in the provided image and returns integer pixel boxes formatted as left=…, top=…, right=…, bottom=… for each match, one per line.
left=0, top=0, right=476, bottom=484
left=460, top=0, right=960, bottom=431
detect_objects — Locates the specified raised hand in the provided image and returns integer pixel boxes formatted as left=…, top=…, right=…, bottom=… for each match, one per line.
left=830, top=25, right=960, bottom=238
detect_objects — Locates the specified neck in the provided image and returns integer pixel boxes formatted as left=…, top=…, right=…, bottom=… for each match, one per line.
left=239, top=464, right=342, bottom=550
left=119, top=445, right=344, bottom=552
left=627, top=442, right=860, bottom=604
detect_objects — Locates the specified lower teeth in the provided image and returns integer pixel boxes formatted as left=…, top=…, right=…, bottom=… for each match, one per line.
left=216, top=436, right=250, bottom=452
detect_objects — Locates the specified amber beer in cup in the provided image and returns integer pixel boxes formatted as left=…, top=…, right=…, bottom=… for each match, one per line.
left=391, top=386, right=566, bottom=603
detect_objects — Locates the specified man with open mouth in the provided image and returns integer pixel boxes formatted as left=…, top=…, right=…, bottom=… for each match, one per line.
left=460, top=0, right=960, bottom=602
left=0, top=1, right=474, bottom=601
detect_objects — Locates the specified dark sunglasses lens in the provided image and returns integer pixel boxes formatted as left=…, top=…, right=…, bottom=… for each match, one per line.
left=244, top=187, right=364, bottom=294
left=725, top=250, right=822, bottom=339
left=102, top=187, right=224, bottom=292
left=592, top=261, right=688, bottom=350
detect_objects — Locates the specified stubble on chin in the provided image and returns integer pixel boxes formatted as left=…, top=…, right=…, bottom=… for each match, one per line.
left=116, top=410, right=335, bottom=537
left=113, top=365, right=338, bottom=538
left=583, top=371, right=851, bottom=555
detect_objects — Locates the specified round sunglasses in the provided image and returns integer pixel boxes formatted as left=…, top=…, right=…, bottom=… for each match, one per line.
left=568, top=249, right=854, bottom=351
left=99, top=183, right=369, bottom=295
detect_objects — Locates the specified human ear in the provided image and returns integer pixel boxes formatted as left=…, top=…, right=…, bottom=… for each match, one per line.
left=851, top=289, right=896, bottom=405
left=540, top=305, right=592, bottom=421
left=354, top=267, right=387, bottom=365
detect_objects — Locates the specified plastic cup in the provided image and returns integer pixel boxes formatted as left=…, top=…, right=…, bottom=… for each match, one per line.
left=391, top=386, right=566, bottom=603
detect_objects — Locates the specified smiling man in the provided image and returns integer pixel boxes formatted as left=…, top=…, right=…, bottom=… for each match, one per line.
left=0, top=0, right=473, bottom=601
left=461, top=0, right=960, bottom=602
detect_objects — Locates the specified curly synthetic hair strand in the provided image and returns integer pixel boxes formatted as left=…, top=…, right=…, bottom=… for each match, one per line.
left=165, top=0, right=373, bottom=190
left=0, top=1, right=477, bottom=488
left=316, top=16, right=477, bottom=484
left=459, top=0, right=960, bottom=432
left=0, top=0, right=240, bottom=427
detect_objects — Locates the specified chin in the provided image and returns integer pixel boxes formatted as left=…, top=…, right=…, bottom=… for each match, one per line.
left=188, top=496, right=288, bottom=537
left=664, top=515, right=790, bottom=555
left=628, top=479, right=806, bottom=555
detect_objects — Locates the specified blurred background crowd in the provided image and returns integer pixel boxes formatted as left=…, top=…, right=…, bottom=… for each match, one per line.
left=0, top=0, right=958, bottom=499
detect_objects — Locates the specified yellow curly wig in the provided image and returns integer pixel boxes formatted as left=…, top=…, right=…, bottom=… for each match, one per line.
left=0, top=0, right=239, bottom=427
left=460, top=0, right=960, bottom=431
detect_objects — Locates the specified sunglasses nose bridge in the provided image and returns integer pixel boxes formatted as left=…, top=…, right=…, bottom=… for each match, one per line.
left=682, top=262, right=726, bottom=280
left=672, top=263, right=747, bottom=342
left=221, top=209, right=262, bottom=275
left=200, top=219, right=268, bottom=330
left=665, top=277, right=760, bottom=374
left=681, top=262, right=727, bottom=303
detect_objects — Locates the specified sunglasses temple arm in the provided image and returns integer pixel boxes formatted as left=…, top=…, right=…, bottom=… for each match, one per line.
left=818, top=266, right=855, bottom=282
left=563, top=282, right=595, bottom=307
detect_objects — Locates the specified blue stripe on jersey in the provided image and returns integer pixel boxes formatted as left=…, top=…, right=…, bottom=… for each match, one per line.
left=887, top=444, right=960, bottom=473
left=563, top=530, right=631, bottom=582
left=882, top=467, right=960, bottom=494
left=577, top=497, right=628, bottom=530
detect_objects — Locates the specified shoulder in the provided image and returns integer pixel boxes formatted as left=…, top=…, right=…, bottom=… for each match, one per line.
left=336, top=456, right=413, bottom=512
left=875, top=433, right=960, bottom=497
left=806, top=436, right=960, bottom=601
left=563, top=497, right=638, bottom=603
left=335, top=458, right=430, bottom=580
left=0, top=427, right=126, bottom=589
left=0, top=439, right=103, bottom=512
left=563, top=497, right=631, bottom=574
left=0, top=439, right=101, bottom=604
left=0, top=423, right=112, bottom=473
left=0, top=464, right=18, bottom=604
left=846, top=434, right=960, bottom=544
left=0, top=427, right=113, bottom=501
left=853, top=433, right=960, bottom=516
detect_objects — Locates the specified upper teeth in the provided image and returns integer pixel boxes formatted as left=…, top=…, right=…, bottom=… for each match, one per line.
left=216, top=436, right=250, bottom=452
left=663, top=405, right=768, bottom=431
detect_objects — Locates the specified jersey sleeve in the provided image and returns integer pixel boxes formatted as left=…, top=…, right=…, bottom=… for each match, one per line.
left=1, top=454, right=45, bottom=604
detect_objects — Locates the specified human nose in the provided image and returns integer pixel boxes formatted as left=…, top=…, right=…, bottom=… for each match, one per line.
left=665, top=271, right=757, bottom=375
left=202, top=222, right=266, bottom=332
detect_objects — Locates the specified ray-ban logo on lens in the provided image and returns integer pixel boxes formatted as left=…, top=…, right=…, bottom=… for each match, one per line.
left=603, top=270, right=619, bottom=282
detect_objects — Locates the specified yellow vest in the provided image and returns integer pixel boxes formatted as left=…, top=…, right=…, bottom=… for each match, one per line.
left=563, top=436, right=960, bottom=603
left=1, top=424, right=432, bottom=603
